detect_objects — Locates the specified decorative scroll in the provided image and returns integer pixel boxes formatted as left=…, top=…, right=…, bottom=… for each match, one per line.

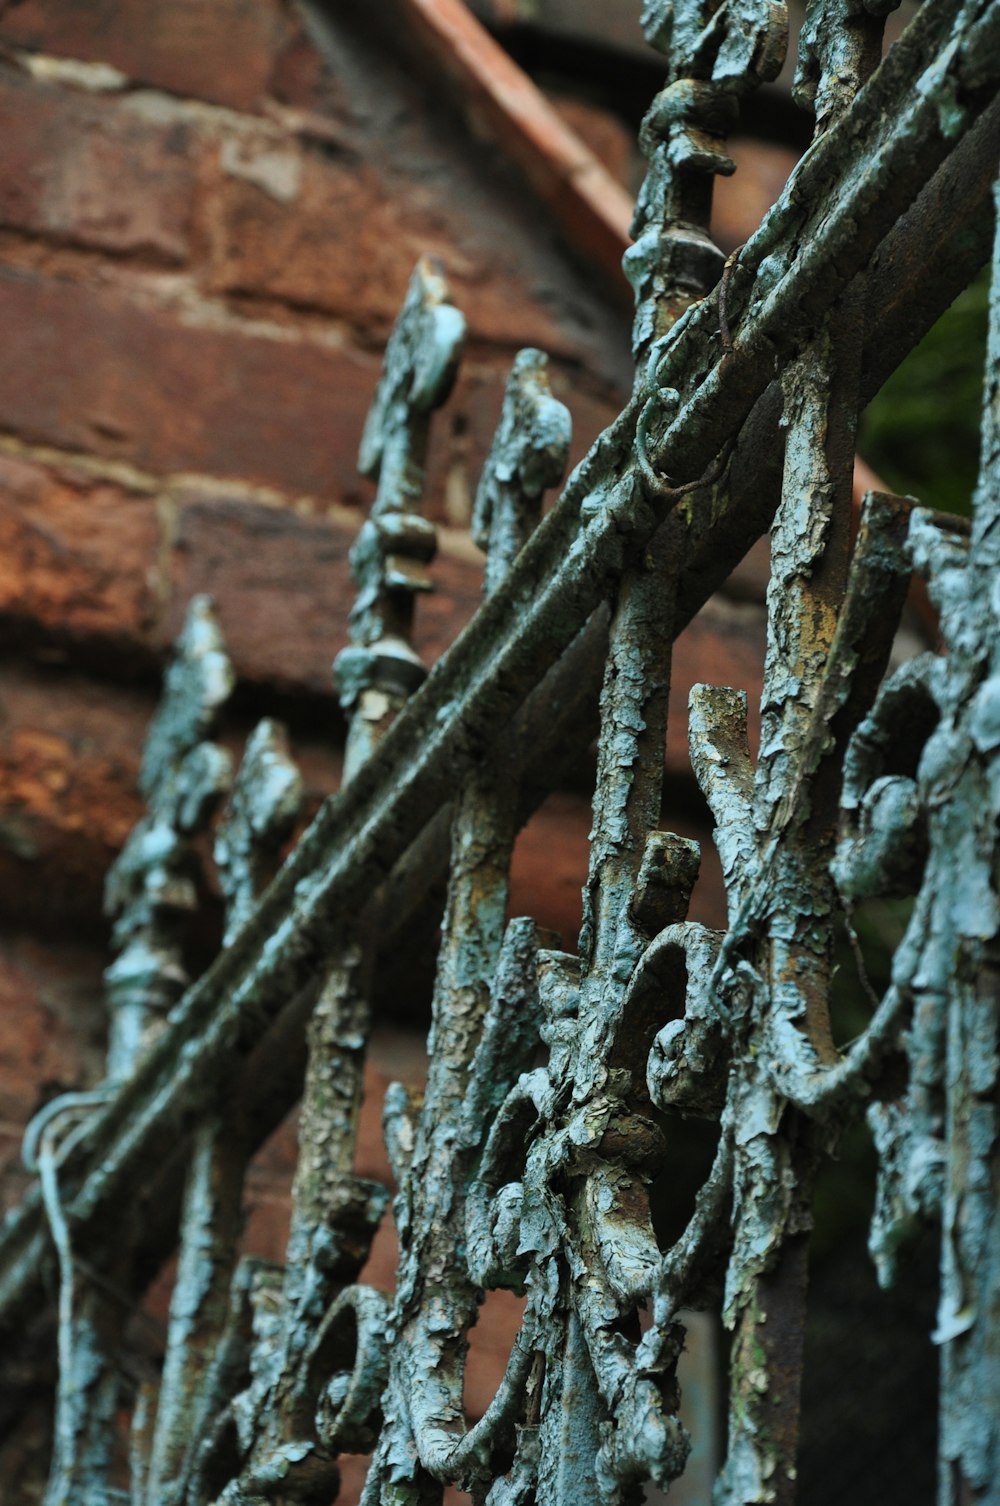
left=6, top=5, right=1000, bottom=1505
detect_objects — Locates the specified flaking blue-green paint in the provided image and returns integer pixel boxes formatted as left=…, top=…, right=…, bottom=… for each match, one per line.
left=141, top=707, right=305, bottom=1504
left=335, top=255, right=465, bottom=781
left=8, top=4, right=1000, bottom=1503
left=360, top=335, right=573, bottom=1504
left=193, top=262, right=468, bottom=1501
left=25, top=597, right=237, bottom=1506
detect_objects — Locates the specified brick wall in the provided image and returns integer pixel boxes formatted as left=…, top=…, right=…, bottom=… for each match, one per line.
left=0, top=0, right=645, bottom=926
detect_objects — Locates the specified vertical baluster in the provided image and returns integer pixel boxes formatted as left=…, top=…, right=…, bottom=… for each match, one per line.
left=282, top=252, right=464, bottom=1358
left=541, top=5, right=728, bottom=1481
left=364, top=349, right=570, bottom=1502
left=585, top=0, right=787, bottom=1018
left=934, top=182, right=1000, bottom=1506
left=626, top=0, right=786, bottom=365
left=708, top=344, right=853, bottom=1506
left=30, top=599, right=233, bottom=1506
left=556, top=8, right=783, bottom=1488
left=143, top=720, right=301, bottom=1504
left=711, top=17, right=892, bottom=1500
left=576, top=0, right=787, bottom=1074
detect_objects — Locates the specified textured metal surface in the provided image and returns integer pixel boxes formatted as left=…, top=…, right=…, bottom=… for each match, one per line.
left=4, top=1, right=1000, bottom=1502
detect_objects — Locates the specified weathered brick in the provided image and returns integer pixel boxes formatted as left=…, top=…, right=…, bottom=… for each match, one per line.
left=548, top=95, right=635, bottom=185
left=204, top=137, right=597, bottom=357
left=0, top=269, right=379, bottom=502
left=512, top=785, right=730, bottom=940
left=0, top=655, right=346, bottom=931
left=268, top=25, right=345, bottom=116
left=165, top=494, right=483, bottom=694
left=0, top=933, right=107, bottom=1124
left=0, top=452, right=161, bottom=650
left=424, top=361, right=618, bottom=529
left=668, top=600, right=765, bottom=769
left=0, top=66, right=198, bottom=261
left=0, top=664, right=146, bottom=889
left=0, top=268, right=621, bottom=525
left=166, top=496, right=356, bottom=695
left=0, top=0, right=295, bottom=113
left=0, top=662, right=335, bottom=930
left=712, top=136, right=799, bottom=252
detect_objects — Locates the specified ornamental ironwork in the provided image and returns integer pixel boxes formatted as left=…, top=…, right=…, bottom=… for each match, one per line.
left=3, top=1, right=1000, bottom=1503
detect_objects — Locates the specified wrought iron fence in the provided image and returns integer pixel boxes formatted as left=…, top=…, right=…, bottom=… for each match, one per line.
left=2, top=0, right=999, bottom=1501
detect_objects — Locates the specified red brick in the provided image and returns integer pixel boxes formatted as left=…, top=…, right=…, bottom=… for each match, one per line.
left=0, top=933, right=107, bottom=1124
left=712, top=136, right=799, bottom=253
left=511, top=790, right=591, bottom=946
left=412, top=546, right=483, bottom=663
left=165, top=494, right=483, bottom=694
left=0, top=664, right=146, bottom=884
left=0, top=0, right=295, bottom=113
left=548, top=95, right=635, bottom=185
left=511, top=775, right=730, bottom=942
left=166, top=496, right=356, bottom=696
left=205, top=139, right=594, bottom=357
left=668, top=600, right=765, bottom=769
left=269, top=26, right=345, bottom=116
left=0, top=655, right=345, bottom=931
left=0, top=269, right=379, bottom=501
left=0, top=66, right=197, bottom=261
left=0, top=267, right=620, bottom=525
left=0, top=452, right=161, bottom=649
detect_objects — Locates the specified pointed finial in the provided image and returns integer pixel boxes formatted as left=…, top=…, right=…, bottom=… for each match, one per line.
left=215, top=719, right=303, bottom=946
left=335, top=258, right=466, bottom=779
left=473, top=348, right=571, bottom=598
left=103, top=597, right=234, bottom=1077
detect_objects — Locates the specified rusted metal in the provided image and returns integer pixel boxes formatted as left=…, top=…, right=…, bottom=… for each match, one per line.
left=4, top=2, right=1000, bottom=1502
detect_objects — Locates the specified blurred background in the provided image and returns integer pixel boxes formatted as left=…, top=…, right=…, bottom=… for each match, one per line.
left=0, top=0, right=984, bottom=1499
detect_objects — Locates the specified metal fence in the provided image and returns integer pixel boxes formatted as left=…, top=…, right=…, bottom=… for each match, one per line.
left=2, top=0, right=999, bottom=1501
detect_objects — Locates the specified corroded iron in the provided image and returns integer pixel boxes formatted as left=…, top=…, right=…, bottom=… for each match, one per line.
left=5, top=2, right=1000, bottom=1503
left=335, top=254, right=465, bottom=779
left=22, top=597, right=235, bottom=1506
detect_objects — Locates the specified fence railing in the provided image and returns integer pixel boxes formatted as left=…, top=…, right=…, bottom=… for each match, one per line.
left=3, top=0, right=1000, bottom=1501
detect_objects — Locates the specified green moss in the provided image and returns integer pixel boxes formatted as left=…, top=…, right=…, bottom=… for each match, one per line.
left=860, top=271, right=989, bottom=516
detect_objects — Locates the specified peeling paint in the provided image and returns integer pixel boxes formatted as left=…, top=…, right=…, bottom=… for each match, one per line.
left=11, top=5, right=1000, bottom=1504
